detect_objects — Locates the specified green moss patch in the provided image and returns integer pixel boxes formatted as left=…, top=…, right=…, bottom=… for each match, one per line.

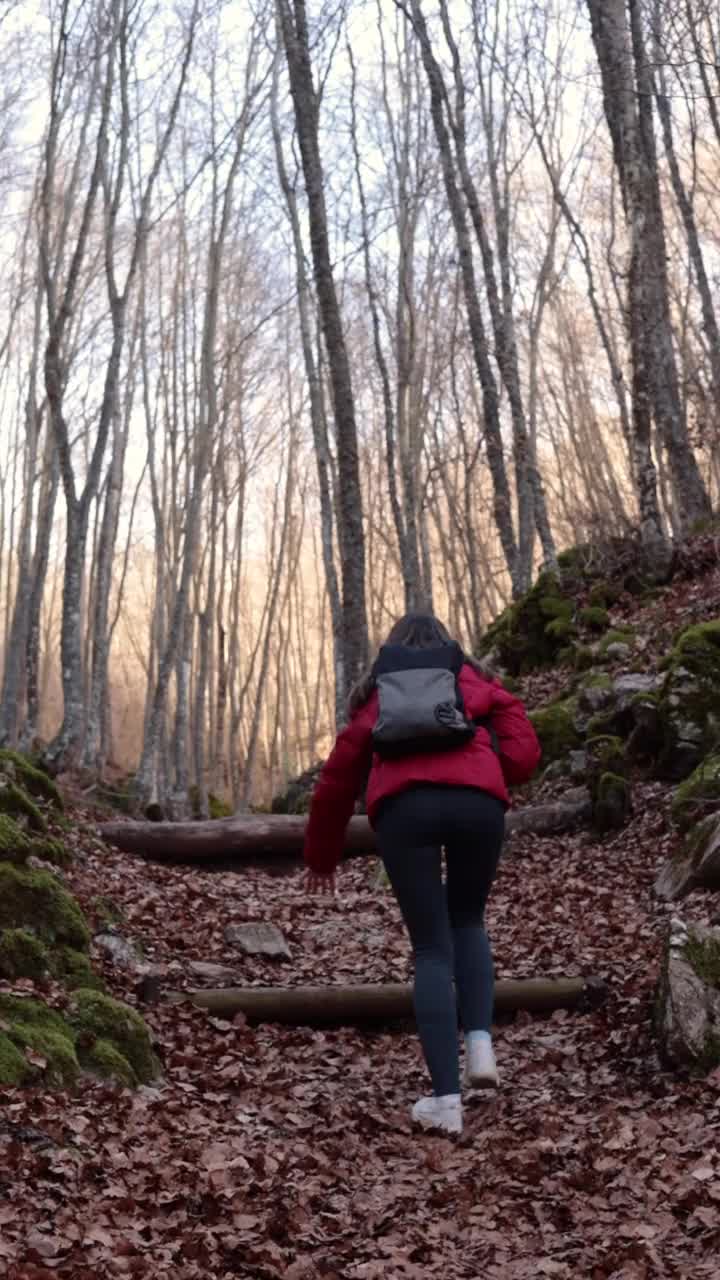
left=84, top=1038, right=137, bottom=1088
left=0, top=750, right=63, bottom=810
left=68, top=990, right=159, bottom=1084
left=0, top=928, right=50, bottom=980
left=598, top=628, right=636, bottom=659
left=683, top=933, right=720, bottom=990
left=0, top=813, right=32, bottom=864
left=529, top=699, right=580, bottom=764
left=593, top=772, right=632, bottom=833
left=587, top=735, right=626, bottom=776
left=0, top=994, right=79, bottom=1087
left=0, top=863, right=90, bottom=950
left=27, top=836, right=72, bottom=868
left=53, top=946, right=104, bottom=991
left=478, top=572, right=577, bottom=676
left=579, top=606, right=610, bottom=632
left=671, top=756, right=720, bottom=831
left=0, top=779, right=46, bottom=831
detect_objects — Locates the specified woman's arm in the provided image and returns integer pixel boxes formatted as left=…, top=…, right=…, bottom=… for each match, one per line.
left=303, top=699, right=376, bottom=874
left=489, top=683, right=542, bottom=785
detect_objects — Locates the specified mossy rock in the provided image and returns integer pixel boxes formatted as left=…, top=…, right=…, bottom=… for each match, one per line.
left=0, top=863, right=90, bottom=950
left=655, top=621, right=720, bottom=779
left=479, top=572, right=577, bottom=676
left=190, top=786, right=233, bottom=820
left=0, top=994, right=79, bottom=1087
left=0, top=1031, right=29, bottom=1085
left=0, top=928, right=50, bottom=980
left=0, top=778, right=46, bottom=832
left=52, top=946, right=104, bottom=991
left=588, top=581, right=622, bottom=607
left=0, top=813, right=32, bottom=864
left=671, top=756, right=720, bottom=832
left=572, top=645, right=595, bottom=672
left=27, top=836, right=72, bottom=868
left=598, top=628, right=636, bottom=659
left=579, top=672, right=613, bottom=691
left=272, top=763, right=324, bottom=815
left=84, top=1037, right=137, bottom=1088
left=68, top=989, right=159, bottom=1085
left=593, top=772, right=632, bottom=833
left=529, top=699, right=580, bottom=764
left=579, top=606, right=610, bottom=633
left=0, top=750, right=63, bottom=810
left=545, top=617, right=576, bottom=642
left=586, top=735, right=626, bottom=776
left=684, top=932, right=720, bottom=990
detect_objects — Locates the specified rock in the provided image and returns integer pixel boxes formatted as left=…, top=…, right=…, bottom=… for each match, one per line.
left=603, top=642, right=631, bottom=662
left=656, top=923, right=720, bottom=1072
left=0, top=862, right=90, bottom=949
left=592, top=772, right=632, bottom=833
left=529, top=699, right=581, bottom=764
left=655, top=813, right=720, bottom=900
left=224, top=922, right=291, bottom=959
left=671, top=755, right=720, bottom=831
left=568, top=750, right=589, bottom=781
left=93, top=930, right=145, bottom=972
left=612, top=673, right=661, bottom=709
left=187, top=959, right=242, bottom=984
left=655, top=621, right=720, bottom=780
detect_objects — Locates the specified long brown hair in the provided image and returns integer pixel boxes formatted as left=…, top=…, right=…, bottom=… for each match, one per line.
left=347, top=612, right=492, bottom=714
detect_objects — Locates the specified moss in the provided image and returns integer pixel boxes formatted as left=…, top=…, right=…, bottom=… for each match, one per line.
left=573, top=645, right=595, bottom=672
left=52, top=946, right=104, bottom=991
left=580, top=672, right=613, bottom=691
left=683, top=933, right=720, bottom=989
left=84, top=1038, right=137, bottom=1087
left=0, top=750, right=63, bottom=810
left=0, top=779, right=46, bottom=832
left=0, top=928, right=49, bottom=980
left=586, top=735, right=626, bottom=776
left=557, top=545, right=588, bottom=572
left=545, top=617, right=575, bottom=642
left=68, top=989, right=158, bottom=1084
left=589, top=581, right=622, bottom=607
left=671, top=756, right=720, bottom=831
left=580, top=606, right=610, bottom=632
left=540, top=597, right=573, bottom=621
left=669, top=621, right=720, bottom=682
left=90, top=895, right=126, bottom=929
left=0, top=813, right=32, bottom=864
left=598, top=628, right=635, bottom=658
left=27, top=836, right=72, bottom=868
left=0, top=863, right=90, bottom=950
left=479, top=572, right=577, bottom=675
left=0, top=994, right=79, bottom=1086
left=593, top=772, right=632, bottom=833
left=529, top=699, right=580, bottom=763
left=208, top=792, right=233, bottom=820
left=0, top=1032, right=29, bottom=1085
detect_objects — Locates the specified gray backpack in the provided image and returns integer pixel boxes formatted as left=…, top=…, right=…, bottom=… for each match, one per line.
left=371, top=642, right=496, bottom=758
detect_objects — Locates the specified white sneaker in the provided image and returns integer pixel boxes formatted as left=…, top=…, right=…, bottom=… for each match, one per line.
left=463, top=1038, right=499, bottom=1090
left=411, top=1094, right=462, bottom=1134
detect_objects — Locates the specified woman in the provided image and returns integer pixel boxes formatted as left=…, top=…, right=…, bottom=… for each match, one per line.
left=303, top=614, right=541, bottom=1135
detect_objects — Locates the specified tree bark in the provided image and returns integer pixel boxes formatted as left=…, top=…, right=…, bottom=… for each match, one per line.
left=277, top=0, right=368, bottom=696
left=171, top=977, right=604, bottom=1027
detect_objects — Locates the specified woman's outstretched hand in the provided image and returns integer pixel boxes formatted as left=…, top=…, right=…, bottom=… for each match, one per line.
left=304, top=870, right=336, bottom=896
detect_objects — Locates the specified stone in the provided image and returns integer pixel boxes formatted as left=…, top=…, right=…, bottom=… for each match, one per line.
left=655, top=813, right=720, bottom=901
left=187, top=960, right=242, bottom=984
left=592, top=772, right=632, bottom=833
left=671, top=755, right=720, bottom=831
left=603, top=642, right=631, bottom=662
left=93, top=930, right=145, bottom=972
left=656, top=923, right=720, bottom=1072
left=612, top=673, right=661, bottom=709
left=568, top=750, right=588, bottom=782
left=224, top=922, right=291, bottom=959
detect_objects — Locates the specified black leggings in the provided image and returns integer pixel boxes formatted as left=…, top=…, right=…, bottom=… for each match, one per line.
left=375, top=785, right=505, bottom=1097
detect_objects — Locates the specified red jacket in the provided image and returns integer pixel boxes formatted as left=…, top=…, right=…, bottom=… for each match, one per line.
left=303, top=664, right=541, bottom=874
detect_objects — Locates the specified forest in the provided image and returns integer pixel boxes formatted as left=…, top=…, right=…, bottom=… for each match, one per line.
left=1, top=0, right=719, bottom=811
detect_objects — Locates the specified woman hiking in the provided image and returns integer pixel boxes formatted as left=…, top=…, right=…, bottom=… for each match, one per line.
left=303, top=613, right=541, bottom=1136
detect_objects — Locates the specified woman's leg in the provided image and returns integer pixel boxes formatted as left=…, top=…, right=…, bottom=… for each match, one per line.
left=378, top=835, right=461, bottom=1097
left=445, top=793, right=505, bottom=1036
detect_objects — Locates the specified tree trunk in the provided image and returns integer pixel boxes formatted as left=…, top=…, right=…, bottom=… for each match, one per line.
left=99, top=789, right=591, bottom=863
left=172, top=977, right=603, bottom=1027
left=277, top=0, right=368, bottom=695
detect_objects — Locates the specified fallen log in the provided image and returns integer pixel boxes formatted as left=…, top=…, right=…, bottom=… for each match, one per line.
left=99, top=788, right=591, bottom=864
left=171, top=976, right=606, bottom=1027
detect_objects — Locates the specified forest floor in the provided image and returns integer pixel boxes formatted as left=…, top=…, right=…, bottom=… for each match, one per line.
left=3, top=563, right=720, bottom=1279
